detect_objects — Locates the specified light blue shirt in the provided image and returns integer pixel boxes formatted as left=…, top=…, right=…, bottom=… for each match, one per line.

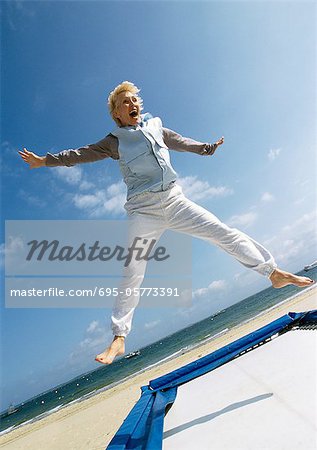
left=111, top=115, right=177, bottom=200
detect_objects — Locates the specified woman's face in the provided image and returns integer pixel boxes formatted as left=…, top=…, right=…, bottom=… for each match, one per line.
left=115, top=91, right=141, bottom=127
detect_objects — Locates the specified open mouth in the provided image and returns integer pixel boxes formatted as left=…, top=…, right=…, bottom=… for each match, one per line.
left=129, top=110, right=138, bottom=118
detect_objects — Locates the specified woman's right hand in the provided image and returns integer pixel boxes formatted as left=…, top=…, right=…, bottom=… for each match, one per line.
left=18, top=148, right=46, bottom=169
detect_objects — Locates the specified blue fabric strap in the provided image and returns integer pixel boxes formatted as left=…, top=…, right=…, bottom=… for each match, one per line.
left=106, top=387, right=154, bottom=449
left=145, top=388, right=177, bottom=450
left=106, top=386, right=177, bottom=450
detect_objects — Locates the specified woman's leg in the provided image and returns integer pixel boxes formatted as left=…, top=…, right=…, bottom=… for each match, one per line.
left=111, top=216, right=165, bottom=337
left=166, top=186, right=313, bottom=287
left=96, top=211, right=165, bottom=364
left=166, top=189, right=276, bottom=276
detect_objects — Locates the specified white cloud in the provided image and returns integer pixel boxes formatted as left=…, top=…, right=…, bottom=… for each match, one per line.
left=1, top=141, right=15, bottom=155
left=281, top=212, right=316, bottom=235
left=54, top=166, right=83, bottom=186
left=263, top=210, right=317, bottom=266
left=194, top=279, right=227, bottom=298
left=144, top=320, right=161, bottom=329
left=277, top=239, right=305, bottom=264
left=102, top=196, right=126, bottom=215
left=173, top=280, right=230, bottom=325
left=0, top=236, right=25, bottom=267
left=268, top=148, right=281, bottom=161
left=208, top=280, right=227, bottom=290
left=0, top=236, right=24, bottom=256
left=77, top=332, right=110, bottom=352
left=79, top=180, right=95, bottom=191
left=1, top=141, right=25, bottom=177
left=103, top=182, right=126, bottom=214
left=17, top=190, right=46, bottom=208
left=73, top=191, right=104, bottom=209
left=233, top=270, right=260, bottom=288
left=107, top=182, right=125, bottom=197
left=261, top=192, right=275, bottom=203
left=178, top=176, right=233, bottom=202
left=49, top=159, right=125, bottom=217
left=73, top=181, right=126, bottom=217
left=227, top=212, right=257, bottom=228
left=86, top=320, right=101, bottom=334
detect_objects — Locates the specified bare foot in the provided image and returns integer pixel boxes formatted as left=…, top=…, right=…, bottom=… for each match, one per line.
left=270, top=268, right=314, bottom=289
left=95, top=336, right=125, bottom=365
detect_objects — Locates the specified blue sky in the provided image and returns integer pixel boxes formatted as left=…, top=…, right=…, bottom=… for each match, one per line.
left=1, top=1, right=316, bottom=409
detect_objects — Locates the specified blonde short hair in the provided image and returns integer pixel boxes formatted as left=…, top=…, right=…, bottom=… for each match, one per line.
left=108, top=81, right=143, bottom=126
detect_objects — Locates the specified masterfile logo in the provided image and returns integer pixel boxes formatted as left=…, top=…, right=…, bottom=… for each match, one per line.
left=4, top=220, right=192, bottom=308
left=25, top=237, right=170, bottom=267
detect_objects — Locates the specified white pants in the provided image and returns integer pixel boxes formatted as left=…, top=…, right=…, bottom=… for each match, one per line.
left=111, top=184, right=277, bottom=337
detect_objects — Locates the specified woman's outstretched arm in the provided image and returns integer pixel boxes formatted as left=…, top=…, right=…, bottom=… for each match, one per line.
left=18, top=135, right=119, bottom=169
left=163, top=127, right=224, bottom=156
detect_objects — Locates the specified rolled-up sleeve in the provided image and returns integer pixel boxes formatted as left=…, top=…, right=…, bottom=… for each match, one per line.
left=45, top=134, right=119, bottom=167
left=162, top=127, right=216, bottom=156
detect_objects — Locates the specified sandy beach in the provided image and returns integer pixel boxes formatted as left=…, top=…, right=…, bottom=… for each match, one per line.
left=1, top=287, right=316, bottom=450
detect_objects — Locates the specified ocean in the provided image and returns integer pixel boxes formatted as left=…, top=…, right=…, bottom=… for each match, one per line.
left=1, top=267, right=316, bottom=435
